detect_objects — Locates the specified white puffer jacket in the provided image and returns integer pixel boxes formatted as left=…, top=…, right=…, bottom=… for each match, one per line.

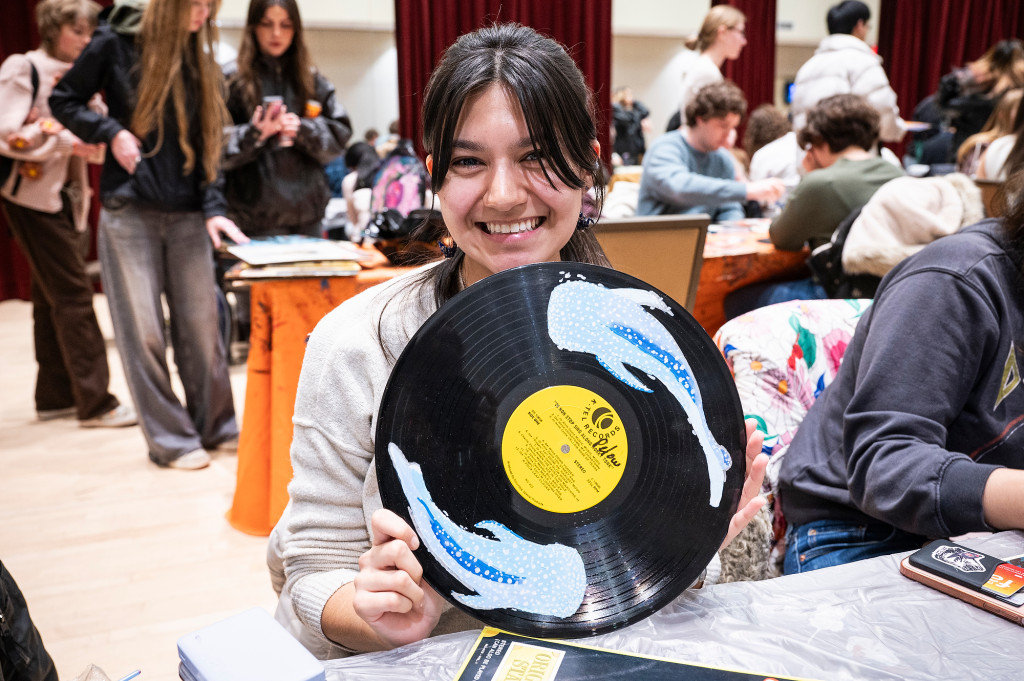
left=790, top=34, right=905, bottom=143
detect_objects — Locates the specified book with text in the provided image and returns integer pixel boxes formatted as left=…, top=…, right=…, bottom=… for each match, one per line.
left=453, top=627, right=819, bottom=681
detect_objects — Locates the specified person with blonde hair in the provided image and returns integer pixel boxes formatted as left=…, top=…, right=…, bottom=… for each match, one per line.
left=50, top=0, right=244, bottom=470
left=675, top=6, right=747, bottom=126
left=0, top=0, right=137, bottom=429
left=958, top=88, right=1022, bottom=177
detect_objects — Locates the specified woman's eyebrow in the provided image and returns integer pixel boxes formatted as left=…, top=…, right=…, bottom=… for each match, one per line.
left=452, top=137, right=535, bottom=151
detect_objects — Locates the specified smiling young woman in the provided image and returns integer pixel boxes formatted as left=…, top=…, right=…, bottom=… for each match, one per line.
left=271, top=23, right=769, bottom=659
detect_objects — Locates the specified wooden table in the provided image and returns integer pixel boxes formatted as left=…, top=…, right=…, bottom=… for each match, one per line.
left=227, top=267, right=410, bottom=536
left=692, top=225, right=809, bottom=336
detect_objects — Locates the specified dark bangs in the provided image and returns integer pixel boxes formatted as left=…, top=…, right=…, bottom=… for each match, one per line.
left=422, top=24, right=605, bottom=207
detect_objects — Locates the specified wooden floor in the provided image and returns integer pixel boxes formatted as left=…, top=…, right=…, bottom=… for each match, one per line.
left=0, top=295, right=278, bottom=681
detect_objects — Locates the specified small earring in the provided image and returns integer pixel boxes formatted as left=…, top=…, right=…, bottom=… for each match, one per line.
left=437, top=239, right=458, bottom=258
left=576, top=212, right=594, bottom=231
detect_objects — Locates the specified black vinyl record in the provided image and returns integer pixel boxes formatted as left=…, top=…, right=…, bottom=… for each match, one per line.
left=375, top=262, right=745, bottom=639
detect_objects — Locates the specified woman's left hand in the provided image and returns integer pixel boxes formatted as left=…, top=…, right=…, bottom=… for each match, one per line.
left=721, top=419, right=769, bottom=551
left=278, top=112, right=301, bottom=147
left=205, top=215, right=249, bottom=249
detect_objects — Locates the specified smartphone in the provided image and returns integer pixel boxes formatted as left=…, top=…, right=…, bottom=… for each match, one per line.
left=262, top=95, right=283, bottom=116
left=899, top=539, right=1024, bottom=626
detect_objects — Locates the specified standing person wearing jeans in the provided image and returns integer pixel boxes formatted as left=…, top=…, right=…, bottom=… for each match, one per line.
left=50, top=0, right=245, bottom=470
left=0, top=0, right=136, bottom=429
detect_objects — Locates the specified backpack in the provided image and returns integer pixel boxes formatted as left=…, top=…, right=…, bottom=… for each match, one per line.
left=0, top=59, right=39, bottom=196
left=368, top=141, right=430, bottom=218
left=805, top=206, right=882, bottom=299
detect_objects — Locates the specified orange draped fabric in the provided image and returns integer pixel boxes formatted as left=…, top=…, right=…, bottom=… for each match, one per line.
left=227, top=269, right=411, bottom=536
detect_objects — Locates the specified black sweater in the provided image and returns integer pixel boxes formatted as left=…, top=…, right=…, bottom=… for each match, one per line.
left=780, top=220, right=1024, bottom=539
left=49, top=23, right=227, bottom=218
left=221, top=57, right=351, bottom=235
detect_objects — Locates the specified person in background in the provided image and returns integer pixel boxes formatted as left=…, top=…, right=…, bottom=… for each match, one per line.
left=271, top=24, right=769, bottom=658
left=222, top=0, right=351, bottom=239
left=779, top=169, right=1024, bottom=573
left=746, top=104, right=800, bottom=204
left=958, top=88, right=1021, bottom=177
left=790, top=0, right=906, bottom=144
left=743, top=104, right=790, bottom=161
left=363, top=127, right=379, bottom=147
left=340, top=140, right=381, bottom=240
left=375, top=119, right=400, bottom=158
left=724, top=94, right=903, bottom=318
left=638, top=81, right=784, bottom=221
left=769, top=94, right=903, bottom=252
left=0, top=0, right=136, bottom=429
left=668, top=5, right=747, bottom=132
left=50, top=0, right=242, bottom=470
left=611, top=86, right=650, bottom=167
left=977, top=89, right=1024, bottom=181
left=939, top=39, right=1024, bottom=163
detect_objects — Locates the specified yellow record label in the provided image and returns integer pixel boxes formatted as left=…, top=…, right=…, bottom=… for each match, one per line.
left=502, top=386, right=627, bottom=513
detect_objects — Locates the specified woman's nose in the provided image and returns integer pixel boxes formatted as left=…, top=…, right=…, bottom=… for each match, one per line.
left=484, top=165, right=526, bottom=210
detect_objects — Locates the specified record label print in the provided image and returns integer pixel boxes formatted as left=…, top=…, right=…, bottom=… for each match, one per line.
left=375, top=262, right=746, bottom=638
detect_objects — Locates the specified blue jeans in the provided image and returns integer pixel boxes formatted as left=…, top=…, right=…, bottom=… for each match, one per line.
left=724, top=277, right=828, bottom=321
left=98, top=200, right=237, bottom=464
left=784, top=519, right=925, bottom=574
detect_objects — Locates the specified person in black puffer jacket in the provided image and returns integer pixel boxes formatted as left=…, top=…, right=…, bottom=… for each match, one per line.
left=222, top=0, right=352, bottom=238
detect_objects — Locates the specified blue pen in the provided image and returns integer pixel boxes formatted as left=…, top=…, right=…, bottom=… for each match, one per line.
left=116, top=671, right=141, bottom=681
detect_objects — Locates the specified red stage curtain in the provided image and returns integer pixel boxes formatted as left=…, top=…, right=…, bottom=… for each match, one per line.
left=878, top=0, right=1024, bottom=131
left=0, top=0, right=42, bottom=302
left=712, top=0, right=777, bottom=113
left=394, top=0, right=612, bottom=166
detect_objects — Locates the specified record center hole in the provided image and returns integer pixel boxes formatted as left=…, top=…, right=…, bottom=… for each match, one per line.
left=560, top=444, right=570, bottom=454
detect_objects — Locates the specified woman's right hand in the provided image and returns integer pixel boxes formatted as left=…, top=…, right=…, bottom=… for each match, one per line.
left=251, top=103, right=284, bottom=143
left=112, top=129, right=142, bottom=174
left=352, top=509, right=444, bottom=649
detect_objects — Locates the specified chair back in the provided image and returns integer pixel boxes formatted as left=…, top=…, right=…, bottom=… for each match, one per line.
left=714, top=298, right=872, bottom=578
left=594, top=214, right=709, bottom=311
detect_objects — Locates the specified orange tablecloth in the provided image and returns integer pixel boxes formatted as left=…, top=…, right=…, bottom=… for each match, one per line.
left=692, top=228, right=809, bottom=336
left=227, top=268, right=410, bottom=535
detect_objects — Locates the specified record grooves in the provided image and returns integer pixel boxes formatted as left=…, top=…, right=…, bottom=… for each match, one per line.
left=375, top=262, right=745, bottom=638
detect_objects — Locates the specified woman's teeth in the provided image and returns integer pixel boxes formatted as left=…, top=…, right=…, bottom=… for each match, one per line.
left=484, top=218, right=540, bottom=234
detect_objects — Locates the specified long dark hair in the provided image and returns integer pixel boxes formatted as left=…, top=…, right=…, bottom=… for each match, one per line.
left=230, top=0, right=315, bottom=113
left=416, top=23, right=609, bottom=308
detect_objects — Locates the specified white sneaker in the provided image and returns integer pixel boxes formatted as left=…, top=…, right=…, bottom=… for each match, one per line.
left=214, top=435, right=239, bottom=453
left=167, top=448, right=211, bottom=470
left=79, top=403, right=138, bottom=428
left=37, top=407, right=77, bottom=421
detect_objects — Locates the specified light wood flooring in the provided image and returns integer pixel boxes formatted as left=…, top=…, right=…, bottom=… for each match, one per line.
left=0, top=295, right=278, bottom=681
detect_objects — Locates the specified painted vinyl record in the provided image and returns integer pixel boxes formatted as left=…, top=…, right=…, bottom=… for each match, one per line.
left=375, top=262, right=746, bottom=639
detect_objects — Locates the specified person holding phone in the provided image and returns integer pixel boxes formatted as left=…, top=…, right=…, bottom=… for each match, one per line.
left=222, top=0, right=352, bottom=239
left=50, top=0, right=243, bottom=470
